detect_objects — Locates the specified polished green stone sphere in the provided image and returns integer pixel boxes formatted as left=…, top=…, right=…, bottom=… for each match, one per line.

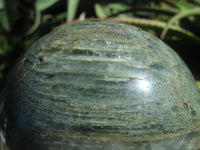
left=0, top=20, right=200, bottom=150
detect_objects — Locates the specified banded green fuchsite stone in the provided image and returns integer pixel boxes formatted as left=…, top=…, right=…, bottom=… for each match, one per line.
left=0, top=20, right=200, bottom=150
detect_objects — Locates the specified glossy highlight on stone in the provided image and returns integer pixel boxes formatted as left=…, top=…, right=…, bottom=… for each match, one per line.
left=0, top=20, right=200, bottom=150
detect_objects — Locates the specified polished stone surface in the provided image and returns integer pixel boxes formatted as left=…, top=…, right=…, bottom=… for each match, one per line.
left=0, top=20, right=200, bottom=149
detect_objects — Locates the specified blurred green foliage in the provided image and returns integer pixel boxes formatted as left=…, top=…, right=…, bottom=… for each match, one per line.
left=0, top=0, right=200, bottom=89
left=0, top=0, right=200, bottom=149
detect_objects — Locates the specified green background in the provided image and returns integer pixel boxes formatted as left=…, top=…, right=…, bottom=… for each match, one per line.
left=0, top=0, right=200, bottom=149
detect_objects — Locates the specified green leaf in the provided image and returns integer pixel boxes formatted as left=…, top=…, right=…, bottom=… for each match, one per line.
left=51, top=12, right=66, bottom=23
left=26, top=10, right=41, bottom=35
left=196, top=81, right=200, bottom=91
left=174, top=0, right=196, bottom=10
left=0, top=10, right=10, bottom=31
left=95, top=3, right=108, bottom=18
left=67, top=0, right=80, bottom=22
left=0, top=0, right=10, bottom=31
left=26, top=0, right=58, bottom=35
left=194, top=0, right=200, bottom=5
left=0, top=0, right=4, bottom=9
left=3, top=0, right=18, bottom=28
left=107, top=3, right=131, bottom=12
left=161, top=8, right=200, bottom=39
left=35, top=0, right=58, bottom=12
left=108, top=17, right=200, bottom=43
left=95, top=3, right=131, bottom=18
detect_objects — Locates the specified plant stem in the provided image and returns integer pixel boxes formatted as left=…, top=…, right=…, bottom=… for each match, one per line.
left=160, top=8, right=200, bottom=39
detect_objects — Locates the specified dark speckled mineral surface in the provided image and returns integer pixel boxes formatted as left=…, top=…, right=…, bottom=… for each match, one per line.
left=0, top=20, right=200, bottom=150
